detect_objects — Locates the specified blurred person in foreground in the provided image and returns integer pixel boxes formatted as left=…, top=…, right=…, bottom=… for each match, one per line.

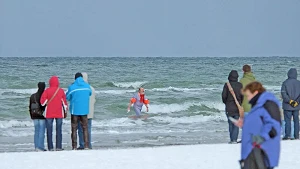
left=236, top=82, right=281, bottom=169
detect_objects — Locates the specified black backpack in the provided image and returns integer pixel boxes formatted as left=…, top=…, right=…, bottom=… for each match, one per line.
left=30, top=94, right=43, bottom=116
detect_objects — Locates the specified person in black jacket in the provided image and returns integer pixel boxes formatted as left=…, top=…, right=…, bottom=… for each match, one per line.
left=222, top=70, right=243, bottom=143
left=29, top=82, right=46, bottom=151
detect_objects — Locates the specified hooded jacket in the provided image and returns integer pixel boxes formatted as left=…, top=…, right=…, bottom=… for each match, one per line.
left=222, top=70, right=243, bottom=117
left=29, top=82, right=46, bottom=119
left=240, top=72, right=256, bottom=112
left=82, top=73, right=96, bottom=119
left=241, top=92, right=281, bottom=168
left=66, top=77, right=91, bottom=116
left=40, top=76, right=68, bottom=118
left=281, top=68, right=300, bottom=110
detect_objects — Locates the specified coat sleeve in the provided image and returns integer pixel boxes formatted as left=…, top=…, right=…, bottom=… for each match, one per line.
left=239, top=84, right=244, bottom=104
left=259, top=110, right=275, bottom=141
left=89, top=86, right=92, bottom=96
left=222, top=84, right=228, bottom=104
left=40, top=90, right=48, bottom=106
left=281, top=83, right=290, bottom=103
left=61, top=89, right=68, bottom=110
left=66, top=86, right=72, bottom=101
left=29, top=95, right=33, bottom=119
left=263, top=101, right=281, bottom=138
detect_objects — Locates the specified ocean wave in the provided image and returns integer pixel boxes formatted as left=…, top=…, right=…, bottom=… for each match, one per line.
left=0, top=120, right=34, bottom=128
left=264, top=85, right=281, bottom=92
left=146, top=101, right=224, bottom=114
left=0, top=88, right=68, bottom=95
left=96, top=89, right=135, bottom=95
left=150, top=86, right=220, bottom=92
left=151, top=114, right=226, bottom=124
left=105, top=81, right=147, bottom=89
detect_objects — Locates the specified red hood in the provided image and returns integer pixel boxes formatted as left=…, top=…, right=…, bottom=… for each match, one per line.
left=49, top=76, right=59, bottom=87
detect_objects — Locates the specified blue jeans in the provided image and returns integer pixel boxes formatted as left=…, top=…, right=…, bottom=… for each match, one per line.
left=227, top=114, right=239, bottom=142
left=33, top=119, right=46, bottom=150
left=281, top=120, right=294, bottom=139
left=46, top=118, right=63, bottom=150
left=284, top=110, right=299, bottom=139
left=78, top=119, right=92, bottom=149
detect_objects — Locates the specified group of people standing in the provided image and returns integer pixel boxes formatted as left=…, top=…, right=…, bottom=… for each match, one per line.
left=222, top=65, right=300, bottom=169
left=29, top=73, right=96, bottom=151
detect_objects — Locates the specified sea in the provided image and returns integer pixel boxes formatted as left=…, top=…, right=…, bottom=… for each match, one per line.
left=0, top=57, right=297, bottom=152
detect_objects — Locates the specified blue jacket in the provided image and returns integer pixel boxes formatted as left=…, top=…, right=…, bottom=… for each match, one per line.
left=241, top=92, right=281, bottom=167
left=281, top=68, right=300, bottom=110
left=66, top=77, right=91, bottom=116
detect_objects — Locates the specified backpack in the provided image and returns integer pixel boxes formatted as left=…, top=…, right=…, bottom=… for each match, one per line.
left=30, top=94, right=43, bottom=116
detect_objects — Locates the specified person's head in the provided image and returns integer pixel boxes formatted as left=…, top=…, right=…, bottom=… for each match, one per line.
left=37, top=82, right=46, bottom=93
left=38, top=82, right=46, bottom=90
left=242, top=65, right=251, bottom=73
left=287, top=68, right=297, bottom=79
left=75, top=72, right=83, bottom=80
left=228, top=70, right=239, bottom=82
left=49, top=76, right=59, bottom=87
left=243, top=82, right=266, bottom=101
left=138, top=88, right=145, bottom=95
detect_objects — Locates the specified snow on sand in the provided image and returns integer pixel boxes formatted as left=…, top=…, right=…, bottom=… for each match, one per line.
left=0, top=141, right=299, bottom=169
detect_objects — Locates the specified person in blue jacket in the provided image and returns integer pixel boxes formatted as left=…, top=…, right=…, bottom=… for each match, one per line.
left=237, top=82, right=281, bottom=169
left=66, top=73, right=91, bottom=150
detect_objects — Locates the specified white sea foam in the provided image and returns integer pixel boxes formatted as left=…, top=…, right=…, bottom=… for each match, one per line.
left=151, top=114, right=226, bottom=124
left=96, top=90, right=135, bottom=95
left=0, top=120, right=34, bottom=128
left=112, top=81, right=147, bottom=89
left=0, top=89, right=37, bottom=95
left=146, top=101, right=224, bottom=114
left=150, top=86, right=221, bottom=92
left=0, top=88, right=68, bottom=95
left=264, top=85, right=281, bottom=92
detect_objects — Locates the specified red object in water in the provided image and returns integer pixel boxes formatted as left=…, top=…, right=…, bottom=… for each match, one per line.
left=140, top=94, right=145, bottom=103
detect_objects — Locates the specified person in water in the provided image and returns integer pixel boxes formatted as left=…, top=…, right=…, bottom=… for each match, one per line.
left=127, top=88, right=149, bottom=116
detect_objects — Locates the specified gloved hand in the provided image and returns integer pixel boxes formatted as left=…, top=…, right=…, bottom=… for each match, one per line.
left=289, top=100, right=299, bottom=107
left=252, top=135, right=265, bottom=145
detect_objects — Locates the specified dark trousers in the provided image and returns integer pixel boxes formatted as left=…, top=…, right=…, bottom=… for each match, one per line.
left=227, top=114, right=239, bottom=142
left=71, top=115, right=88, bottom=149
left=284, top=110, right=299, bottom=139
left=240, top=147, right=272, bottom=169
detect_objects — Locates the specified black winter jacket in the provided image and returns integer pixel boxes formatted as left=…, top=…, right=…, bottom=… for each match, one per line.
left=222, top=70, right=244, bottom=117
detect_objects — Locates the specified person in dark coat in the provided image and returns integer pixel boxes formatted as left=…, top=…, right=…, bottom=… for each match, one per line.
left=29, top=82, right=46, bottom=151
left=239, top=82, right=281, bottom=169
left=222, top=70, right=243, bottom=143
left=281, top=68, right=300, bottom=140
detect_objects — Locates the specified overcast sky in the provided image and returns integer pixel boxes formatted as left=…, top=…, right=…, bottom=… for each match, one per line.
left=1, top=0, right=300, bottom=57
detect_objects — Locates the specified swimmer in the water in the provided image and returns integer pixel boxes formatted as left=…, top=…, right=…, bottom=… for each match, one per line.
left=127, top=88, right=149, bottom=116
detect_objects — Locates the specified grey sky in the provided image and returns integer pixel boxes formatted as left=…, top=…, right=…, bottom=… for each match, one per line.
left=1, top=0, right=300, bottom=57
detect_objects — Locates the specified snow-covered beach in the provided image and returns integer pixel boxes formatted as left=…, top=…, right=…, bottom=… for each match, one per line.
left=0, top=141, right=299, bottom=169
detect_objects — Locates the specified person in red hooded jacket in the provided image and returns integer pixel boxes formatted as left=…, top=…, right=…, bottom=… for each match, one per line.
left=41, top=76, right=68, bottom=151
